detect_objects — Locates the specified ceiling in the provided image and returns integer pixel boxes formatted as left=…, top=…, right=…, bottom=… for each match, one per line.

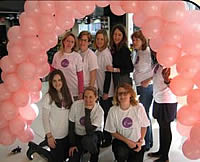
left=0, top=0, right=25, bottom=14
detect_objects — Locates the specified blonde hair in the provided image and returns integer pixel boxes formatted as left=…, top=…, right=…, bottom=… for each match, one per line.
left=94, top=29, right=109, bottom=51
left=113, top=83, right=138, bottom=106
left=60, top=31, right=78, bottom=54
left=78, top=31, right=92, bottom=42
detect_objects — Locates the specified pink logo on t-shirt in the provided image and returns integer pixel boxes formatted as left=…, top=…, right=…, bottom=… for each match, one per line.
left=80, top=116, right=85, bottom=126
left=61, top=59, right=69, bottom=67
left=122, top=117, right=133, bottom=128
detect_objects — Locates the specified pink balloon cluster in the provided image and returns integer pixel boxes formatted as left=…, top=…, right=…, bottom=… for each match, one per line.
left=1, top=1, right=200, bottom=160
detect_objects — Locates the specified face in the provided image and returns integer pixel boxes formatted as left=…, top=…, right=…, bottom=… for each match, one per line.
left=96, top=33, right=105, bottom=50
left=113, top=28, right=123, bottom=45
left=79, top=35, right=90, bottom=52
left=84, top=90, right=97, bottom=107
left=132, top=37, right=143, bottom=50
left=117, top=87, right=131, bottom=105
left=52, top=74, right=63, bottom=92
left=63, top=35, right=75, bottom=52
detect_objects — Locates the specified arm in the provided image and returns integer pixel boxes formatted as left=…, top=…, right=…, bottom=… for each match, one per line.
left=141, top=77, right=153, bottom=88
left=162, top=68, right=171, bottom=85
left=77, top=71, right=84, bottom=99
left=85, top=108, right=97, bottom=134
left=103, top=71, right=111, bottom=100
left=89, top=69, right=97, bottom=87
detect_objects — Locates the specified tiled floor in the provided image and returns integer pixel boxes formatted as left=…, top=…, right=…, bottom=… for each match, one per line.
left=0, top=82, right=198, bottom=162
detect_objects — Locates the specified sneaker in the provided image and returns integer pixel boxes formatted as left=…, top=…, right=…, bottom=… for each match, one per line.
left=148, top=151, right=162, bottom=158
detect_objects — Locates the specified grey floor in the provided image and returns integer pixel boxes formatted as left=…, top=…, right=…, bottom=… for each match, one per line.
left=0, top=82, right=198, bottom=162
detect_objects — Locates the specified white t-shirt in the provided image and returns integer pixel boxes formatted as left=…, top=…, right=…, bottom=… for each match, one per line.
left=80, top=49, right=98, bottom=88
left=105, top=104, right=150, bottom=145
left=133, top=47, right=153, bottom=86
left=69, top=100, right=104, bottom=136
left=52, top=51, right=83, bottom=96
left=42, top=94, right=69, bottom=139
left=153, top=64, right=177, bottom=103
left=96, top=48, right=114, bottom=97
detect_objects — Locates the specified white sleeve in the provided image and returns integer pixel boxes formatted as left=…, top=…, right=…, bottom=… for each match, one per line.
left=88, top=52, right=98, bottom=71
left=138, top=104, right=150, bottom=127
left=104, top=107, right=116, bottom=133
left=76, top=53, right=83, bottom=72
left=92, top=105, right=104, bottom=129
left=69, top=101, right=77, bottom=122
left=51, top=52, right=59, bottom=69
left=103, top=51, right=112, bottom=71
left=42, top=94, right=51, bottom=134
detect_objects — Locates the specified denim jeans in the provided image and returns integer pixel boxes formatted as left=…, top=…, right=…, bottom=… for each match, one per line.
left=136, top=84, right=153, bottom=149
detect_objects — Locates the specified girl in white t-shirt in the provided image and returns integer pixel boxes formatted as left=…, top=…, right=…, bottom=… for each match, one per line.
left=94, top=29, right=114, bottom=147
left=105, top=83, right=150, bottom=162
left=52, top=32, right=84, bottom=101
left=131, top=30, right=154, bottom=151
left=78, top=31, right=98, bottom=88
left=42, top=69, right=73, bottom=162
left=68, top=86, right=104, bottom=162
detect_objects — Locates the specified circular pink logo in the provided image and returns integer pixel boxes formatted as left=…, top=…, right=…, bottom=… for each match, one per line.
left=61, top=59, right=69, bottom=67
left=122, top=117, right=133, bottom=128
left=80, top=116, right=85, bottom=126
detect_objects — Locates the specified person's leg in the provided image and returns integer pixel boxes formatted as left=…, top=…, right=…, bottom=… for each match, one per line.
left=112, top=139, right=130, bottom=162
left=99, top=97, right=113, bottom=147
left=90, top=132, right=102, bottom=162
left=137, top=84, right=153, bottom=150
left=127, top=146, right=145, bottom=162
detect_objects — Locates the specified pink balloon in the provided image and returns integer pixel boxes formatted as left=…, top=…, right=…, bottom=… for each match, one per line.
left=141, top=16, right=163, bottom=39
left=170, top=75, right=194, bottom=96
left=1, top=71, right=6, bottom=82
left=176, top=55, right=200, bottom=79
left=8, top=45, right=27, bottom=64
left=30, top=91, right=42, bottom=104
left=35, top=62, right=50, bottom=78
left=39, top=32, right=58, bottom=50
left=133, top=12, right=147, bottom=27
left=29, top=51, right=48, bottom=65
left=193, top=71, right=200, bottom=88
left=4, top=73, right=22, bottom=92
left=55, top=1, right=76, bottom=12
left=149, top=37, right=164, bottom=52
left=190, top=124, right=200, bottom=146
left=7, top=26, right=22, bottom=42
left=0, top=56, right=16, bottom=73
left=76, top=1, right=95, bottom=16
left=176, top=121, right=192, bottom=137
left=161, top=1, right=186, bottom=23
left=120, top=1, right=140, bottom=14
left=95, top=0, right=109, bottom=8
left=187, top=89, right=200, bottom=105
left=177, top=105, right=200, bottom=126
left=161, top=22, right=183, bottom=46
left=182, top=139, right=200, bottom=160
left=17, top=62, right=36, bottom=80
left=55, top=12, right=75, bottom=30
left=55, top=25, right=66, bottom=36
left=9, top=116, right=27, bottom=136
left=0, top=83, right=11, bottom=101
left=0, top=114, right=8, bottom=129
left=38, top=14, right=56, bottom=34
left=141, top=1, right=162, bottom=18
left=12, top=89, right=30, bottom=107
left=19, top=104, right=39, bottom=121
left=24, top=78, right=42, bottom=92
left=0, top=127, right=16, bottom=145
left=24, top=0, right=40, bottom=17
left=18, top=127, right=34, bottom=143
left=110, top=1, right=125, bottom=16
left=38, top=1, right=55, bottom=15
left=156, top=44, right=181, bottom=67
left=0, top=100, right=18, bottom=121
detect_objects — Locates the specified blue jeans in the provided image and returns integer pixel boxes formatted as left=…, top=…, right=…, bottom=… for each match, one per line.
left=136, top=84, right=153, bottom=149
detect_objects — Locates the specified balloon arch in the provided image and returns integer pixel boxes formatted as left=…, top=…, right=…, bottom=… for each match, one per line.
left=0, top=0, right=200, bottom=160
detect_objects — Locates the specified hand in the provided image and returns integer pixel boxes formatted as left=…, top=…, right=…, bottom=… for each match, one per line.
left=162, top=68, right=171, bottom=82
left=126, top=139, right=137, bottom=149
left=141, top=79, right=150, bottom=88
left=106, top=65, right=114, bottom=72
left=47, top=136, right=56, bottom=149
left=78, top=93, right=83, bottom=100
left=102, top=93, right=109, bottom=100
left=133, top=139, right=143, bottom=152
left=69, top=146, right=78, bottom=157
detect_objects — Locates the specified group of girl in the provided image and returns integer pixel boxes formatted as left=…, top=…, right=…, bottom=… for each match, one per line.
left=35, top=24, right=177, bottom=162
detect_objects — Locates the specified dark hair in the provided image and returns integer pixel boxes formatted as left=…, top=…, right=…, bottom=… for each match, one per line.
left=131, top=30, right=147, bottom=51
left=113, top=83, right=138, bottom=106
left=94, top=29, right=109, bottom=50
left=83, top=86, right=98, bottom=98
left=48, top=69, right=73, bottom=109
left=78, top=31, right=92, bottom=42
left=110, top=24, right=128, bottom=52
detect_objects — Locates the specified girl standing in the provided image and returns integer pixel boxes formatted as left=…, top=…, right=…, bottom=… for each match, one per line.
left=42, top=69, right=73, bottom=162
left=52, top=32, right=84, bottom=100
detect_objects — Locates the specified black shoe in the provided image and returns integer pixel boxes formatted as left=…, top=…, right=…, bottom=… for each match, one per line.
left=144, top=147, right=150, bottom=152
left=101, top=141, right=112, bottom=148
left=148, top=151, right=162, bottom=158
left=154, top=157, right=169, bottom=162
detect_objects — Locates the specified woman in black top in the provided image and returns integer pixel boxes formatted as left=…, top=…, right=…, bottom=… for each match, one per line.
left=107, top=24, right=134, bottom=90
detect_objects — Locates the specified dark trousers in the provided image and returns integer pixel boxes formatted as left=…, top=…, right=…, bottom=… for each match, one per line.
left=112, top=139, right=145, bottom=162
left=50, top=136, right=70, bottom=162
left=99, top=97, right=113, bottom=143
left=136, top=84, right=153, bottom=149
left=69, top=132, right=102, bottom=162
left=157, top=121, right=172, bottom=160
